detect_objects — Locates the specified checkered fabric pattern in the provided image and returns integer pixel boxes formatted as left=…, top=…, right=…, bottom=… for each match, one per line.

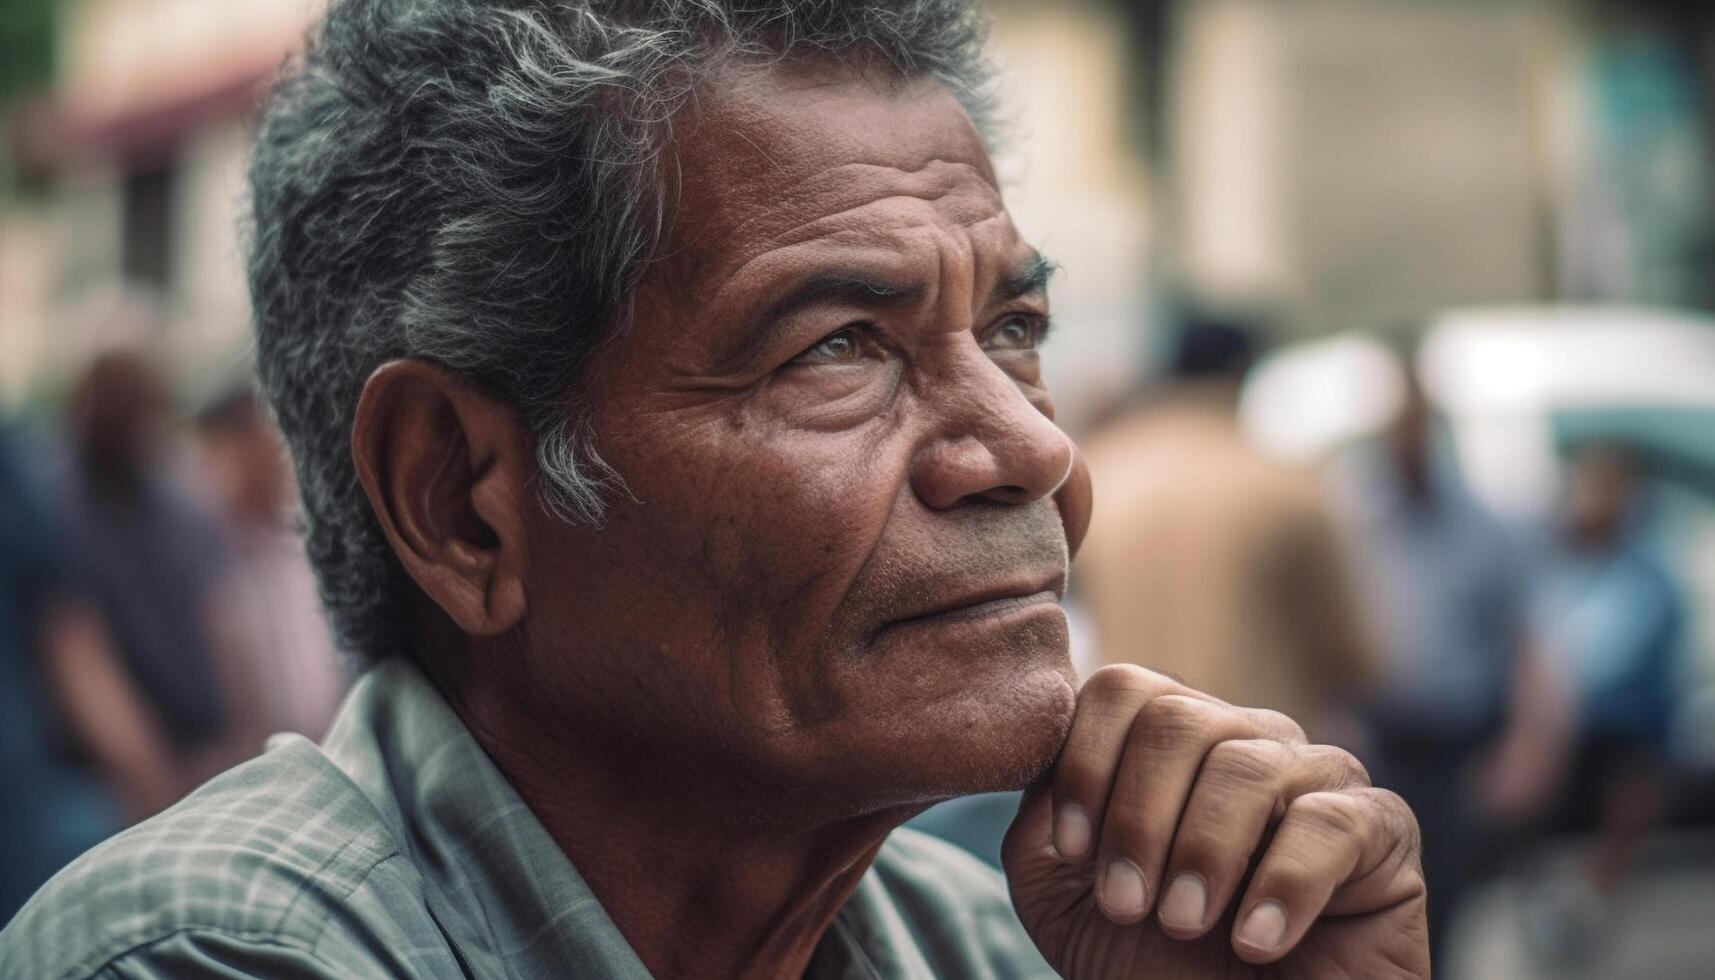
left=0, top=659, right=1055, bottom=979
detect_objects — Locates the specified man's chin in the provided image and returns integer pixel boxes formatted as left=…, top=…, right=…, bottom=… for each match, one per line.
left=850, top=656, right=1079, bottom=806
left=937, top=659, right=1079, bottom=794
left=775, top=614, right=1078, bottom=812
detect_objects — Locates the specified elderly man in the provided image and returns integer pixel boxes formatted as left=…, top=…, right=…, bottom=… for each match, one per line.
left=0, top=1, right=1426, bottom=977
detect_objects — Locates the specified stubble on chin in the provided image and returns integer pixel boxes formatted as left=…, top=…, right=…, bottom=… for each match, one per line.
left=917, top=643, right=1079, bottom=800
left=989, top=656, right=1080, bottom=792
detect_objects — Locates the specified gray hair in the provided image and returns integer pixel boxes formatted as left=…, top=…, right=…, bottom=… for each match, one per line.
left=247, top=0, right=997, bottom=663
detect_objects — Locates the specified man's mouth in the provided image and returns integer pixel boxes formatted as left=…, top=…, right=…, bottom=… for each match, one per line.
left=877, top=572, right=1066, bottom=635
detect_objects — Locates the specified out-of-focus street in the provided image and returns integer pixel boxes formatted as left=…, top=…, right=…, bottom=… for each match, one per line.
left=1452, top=834, right=1715, bottom=980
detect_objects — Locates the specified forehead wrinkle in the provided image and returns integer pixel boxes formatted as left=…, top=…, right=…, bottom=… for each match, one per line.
left=716, top=159, right=1001, bottom=253
left=699, top=188, right=1014, bottom=313
left=896, top=209, right=1028, bottom=329
left=707, top=206, right=1014, bottom=327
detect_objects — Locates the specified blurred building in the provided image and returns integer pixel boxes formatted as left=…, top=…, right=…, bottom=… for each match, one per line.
left=1162, top=0, right=1715, bottom=336
left=5, top=0, right=1713, bottom=415
left=2, top=0, right=323, bottom=404
left=0, top=0, right=1155, bottom=430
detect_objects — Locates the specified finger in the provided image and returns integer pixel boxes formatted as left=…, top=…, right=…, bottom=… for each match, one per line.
left=1002, top=777, right=1056, bottom=868
left=1242, top=706, right=1310, bottom=746
left=1093, top=695, right=1269, bottom=924
left=1048, top=665, right=1193, bottom=863
left=1157, top=742, right=1368, bottom=940
left=1319, top=788, right=1422, bottom=917
left=1230, top=788, right=1414, bottom=964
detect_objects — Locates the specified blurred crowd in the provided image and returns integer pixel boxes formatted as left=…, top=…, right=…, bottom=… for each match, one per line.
left=0, top=343, right=346, bottom=921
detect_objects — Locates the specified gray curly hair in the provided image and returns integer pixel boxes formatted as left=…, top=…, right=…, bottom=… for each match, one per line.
left=247, top=0, right=997, bottom=664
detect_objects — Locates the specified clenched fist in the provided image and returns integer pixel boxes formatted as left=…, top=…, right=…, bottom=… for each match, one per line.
left=1004, top=665, right=1429, bottom=979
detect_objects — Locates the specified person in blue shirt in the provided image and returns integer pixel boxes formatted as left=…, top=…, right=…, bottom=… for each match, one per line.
left=1333, top=361, right=1559, bottom=969
left=1526, top=441, right=1684, bottom=961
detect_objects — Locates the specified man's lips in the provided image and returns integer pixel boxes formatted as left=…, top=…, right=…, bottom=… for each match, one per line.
left=877, top=572, right=1067, bottom=634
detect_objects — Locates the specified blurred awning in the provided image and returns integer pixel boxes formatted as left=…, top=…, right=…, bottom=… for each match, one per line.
left=10, top=58, right=274, bottom=174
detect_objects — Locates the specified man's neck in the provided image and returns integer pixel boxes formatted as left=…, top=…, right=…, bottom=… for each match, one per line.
left=447, top=670, right=913, bottom=980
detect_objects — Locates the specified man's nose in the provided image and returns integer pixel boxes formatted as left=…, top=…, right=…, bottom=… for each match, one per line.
left=909, top=356, right=1074, bottom=511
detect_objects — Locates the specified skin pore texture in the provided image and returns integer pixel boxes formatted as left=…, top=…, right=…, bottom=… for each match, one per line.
left=351, top=55, right=1427, bottom=980
left=359, top=62, right=1089, bottom=980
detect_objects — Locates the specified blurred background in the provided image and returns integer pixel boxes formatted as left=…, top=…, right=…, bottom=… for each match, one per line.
left=2, top=0, right=1713, bottom=976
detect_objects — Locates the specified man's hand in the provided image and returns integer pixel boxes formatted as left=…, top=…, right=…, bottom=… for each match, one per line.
left=1003, top=665, right=1428, bottom=979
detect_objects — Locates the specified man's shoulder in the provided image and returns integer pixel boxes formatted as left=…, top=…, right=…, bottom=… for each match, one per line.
left=872, top=825, right=1050, bottom=963
left=0, top=737, right=410, bottom=980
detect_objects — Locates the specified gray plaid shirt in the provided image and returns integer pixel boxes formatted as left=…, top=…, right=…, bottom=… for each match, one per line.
left=1, top=658, right=1054, bottom=978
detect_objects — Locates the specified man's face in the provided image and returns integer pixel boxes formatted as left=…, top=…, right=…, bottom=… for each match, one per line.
left=517, top=63, right=1083, bottom=812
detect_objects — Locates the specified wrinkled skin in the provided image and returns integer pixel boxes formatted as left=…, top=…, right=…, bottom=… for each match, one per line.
left=1006, top=666, right=1429, bottom=979
left=354, top=58, right=1427, bottom=980
left=535, top=63, right=1085, bottom=806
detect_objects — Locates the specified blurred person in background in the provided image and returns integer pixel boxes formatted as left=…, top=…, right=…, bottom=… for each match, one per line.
left=1522, top=442, right=1685, bottom=964
left=1334, top=351, right=1566, bottom=970
left=0, top=422, right=129, bottom=920
left=194, top=384, right=348, bottom=739
left=1078, top=314, right=1376, bottom=740
left=58, top=350, right=267, bottom=798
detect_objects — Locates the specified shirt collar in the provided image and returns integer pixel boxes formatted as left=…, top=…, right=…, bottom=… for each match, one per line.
left=321, top=658, right=655, bottom=980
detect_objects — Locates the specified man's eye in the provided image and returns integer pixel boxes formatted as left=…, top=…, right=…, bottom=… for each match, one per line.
left=794, top=328, right=865, bottom=365
left=984, top=314, right=1048, bottom=352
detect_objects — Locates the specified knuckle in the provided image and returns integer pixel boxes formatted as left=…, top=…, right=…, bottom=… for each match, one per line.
left=1085, top=663, right=1160, bottom=697
left=1134, top=695, right=1214, bottom=753
left=1202, top=739, right=1286, bottom=790
left=1367, top=787, right=1423, bottom=856
left=1290, top=791, right=1367, bottom=843
left=1309, top=744, right=1371, bottom=789
left=1249, top=707, right=1307, bottom=744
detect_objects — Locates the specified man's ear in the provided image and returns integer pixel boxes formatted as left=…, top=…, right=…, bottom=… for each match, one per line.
left=351, top=359, right=533, bottom=638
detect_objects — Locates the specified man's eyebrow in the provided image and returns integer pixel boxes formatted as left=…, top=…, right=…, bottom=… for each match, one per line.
left=708, top=272, right=924, bottom=375
left=994, top=251, right=1058, bottom=304
left=755, top=272, right=926, bottom=329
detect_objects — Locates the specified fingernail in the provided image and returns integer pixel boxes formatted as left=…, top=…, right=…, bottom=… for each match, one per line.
left=1237, top=901, right=1287, bottom=952
left=1159, top=873, right=1207, bottom=931
left=1101, top=860, right=1148, bottom=919
left=1053, top=804, right=1090, bottom=860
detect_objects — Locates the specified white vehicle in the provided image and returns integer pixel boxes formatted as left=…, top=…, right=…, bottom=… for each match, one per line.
left=1241, top=305, right=1715, bottom=771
